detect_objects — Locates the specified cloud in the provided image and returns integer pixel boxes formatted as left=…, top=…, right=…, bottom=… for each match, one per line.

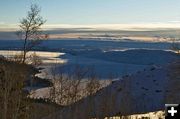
left=1, top=22, right=180, bottom=31
left=0, top=22, right=5, bottom=25
left=43, top=22, right=180, bottom=31
left=168, top=21, right=180, bottom=23
left=0, top=23, right=18, bottom=31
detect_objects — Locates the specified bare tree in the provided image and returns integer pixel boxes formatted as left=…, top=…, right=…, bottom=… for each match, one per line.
left=18, top=4, right=48, bottom=63
left=49, top=65, right=90, bottom=106
left=0, top=59, right=32, bottom=119
left=85, top=70, right=100, bottom=96
left=28, top=52, right=43, bottom=67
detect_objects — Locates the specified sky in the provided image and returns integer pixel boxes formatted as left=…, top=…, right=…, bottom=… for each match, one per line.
left=1, top=0, right=180, bottom=30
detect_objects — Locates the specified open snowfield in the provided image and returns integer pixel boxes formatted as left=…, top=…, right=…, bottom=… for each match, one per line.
left=0, top=49, right=148, bottom=79
left=0, top=38, right=179, bottom=118
left=0, top=50, right=66, bottom=64
left=0, top=48, right=178, bottom=79
left=43, top=61, right=180, bottom=119
left=0, top=38, right=179, bottom=79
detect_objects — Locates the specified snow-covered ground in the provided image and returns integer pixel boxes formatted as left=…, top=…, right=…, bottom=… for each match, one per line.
left=99, top=110, right=165, bottom=119
left=0, top=38, right=179, bottom=118
left=0, top=48, right=178, bottom=79
left=40, top=52, right=148, bottom=79
left=0, top=39, right=174, bottom=51
left=0, top=38, right=179, bottom=80
left=43, top=62, right=179, bottom=119
left=45, top=49, right=179, bottom=79
left=0, top=50, right=67, bottom=64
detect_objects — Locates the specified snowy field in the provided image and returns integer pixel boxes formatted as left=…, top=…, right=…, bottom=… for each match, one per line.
left=0, top=38, right=179, bottom=118
left=0, top=39, right=179, bottom=79
left=0, top=50, right=66, bottom=64
left=43, top=62, right=180, bottom=119
left=0, top=49, right=178, bottom=80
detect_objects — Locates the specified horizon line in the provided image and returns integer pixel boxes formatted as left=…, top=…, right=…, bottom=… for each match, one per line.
left=1, top=22, right=180, bottom=31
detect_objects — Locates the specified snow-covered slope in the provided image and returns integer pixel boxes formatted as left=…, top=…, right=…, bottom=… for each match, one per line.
left=1, top=49, right=178, bottom=80
left=43, top=61, right=180, bottom=119
left=70, top=49, right=179, bottom=65
left=50, top=49, right=179, bottom=79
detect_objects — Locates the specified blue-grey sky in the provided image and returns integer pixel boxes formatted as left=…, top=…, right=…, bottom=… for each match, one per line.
left=1, top=0, right=180, bottom=29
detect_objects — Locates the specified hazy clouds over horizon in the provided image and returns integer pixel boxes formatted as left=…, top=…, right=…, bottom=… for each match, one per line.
left=1, top=0, right=180, bottom=31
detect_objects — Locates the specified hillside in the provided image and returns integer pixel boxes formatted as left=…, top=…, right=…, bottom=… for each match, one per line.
left=43, top=61, right=180, bottom=119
